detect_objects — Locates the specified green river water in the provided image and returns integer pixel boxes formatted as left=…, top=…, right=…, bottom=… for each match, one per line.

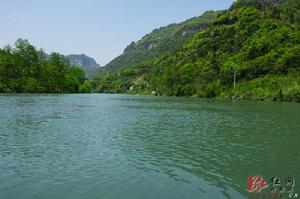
left=0, top=94, right=299, bottom=199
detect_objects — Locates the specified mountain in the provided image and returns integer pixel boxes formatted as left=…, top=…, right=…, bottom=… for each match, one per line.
left=92, top=0, right=300, bottom=102
left=102, top=10, right=222, bottom=71
left=0, top=39, right=92, bottom=93
left=67, top=54, right=100, bottom=76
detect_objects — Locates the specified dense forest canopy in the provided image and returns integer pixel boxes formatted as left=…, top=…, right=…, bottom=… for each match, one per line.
left=92, top=0, right=300, bottom=102
left=1, top=0, right=299, bottom=101
left=0, top=39, right=91, bottom=93
left=102, top=11, right=222, bottom=72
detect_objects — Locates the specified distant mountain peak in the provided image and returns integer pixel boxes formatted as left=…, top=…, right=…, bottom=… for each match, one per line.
left=67, top=54, right=100, bottom=76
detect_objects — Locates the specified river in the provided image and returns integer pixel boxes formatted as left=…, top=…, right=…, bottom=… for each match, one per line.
left=0, top=94, right=299, bottom=199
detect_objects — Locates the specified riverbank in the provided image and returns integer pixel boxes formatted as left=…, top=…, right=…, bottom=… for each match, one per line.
left=97, top=74, right=300, bottom=103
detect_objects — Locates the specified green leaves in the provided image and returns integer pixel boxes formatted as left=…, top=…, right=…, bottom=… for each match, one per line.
left=0, top=39, right=89, bottom=93
left=103, top=11, right=221, bottom=72
left=92, top=0, right=300, bottom=101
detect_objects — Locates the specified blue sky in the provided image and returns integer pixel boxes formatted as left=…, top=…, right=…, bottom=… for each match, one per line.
left=0, top=0, right=234, bottom=65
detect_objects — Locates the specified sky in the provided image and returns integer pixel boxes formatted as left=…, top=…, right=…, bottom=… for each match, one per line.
left=0, top=0, right=234, bottom=65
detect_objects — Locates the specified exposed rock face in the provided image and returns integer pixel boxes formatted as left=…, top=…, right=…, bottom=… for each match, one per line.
left=67, top=54, right=100, bottom=77
left=124, top=42, right=136, bottom=53
left=147, top=43, right=156, bottom=50
left=104, top=10, right=222, bottom=71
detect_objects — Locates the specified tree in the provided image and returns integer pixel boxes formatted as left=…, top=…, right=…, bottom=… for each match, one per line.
left=0, top=39, right=89, bottom=93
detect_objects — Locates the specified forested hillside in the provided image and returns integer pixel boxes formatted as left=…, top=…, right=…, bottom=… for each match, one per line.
left=0, top=39, right=91, bottom=93
left=93, top=0, right=300, bottom=102
left=102, top=11, right=221, bottom=71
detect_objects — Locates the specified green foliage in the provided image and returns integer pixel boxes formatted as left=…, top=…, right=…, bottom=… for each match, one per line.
left=79, top=81, right=92, bottom=93
left=0, top=39, right=88, bottom=93
left=279, top=0, right=300, bottom=24
left=231, top=0, right=282, bottom=9
left=101, top=11, right=222, bottom=72
left=93, top=0, right=300, bottom=102
left=227, top=74, right=300, bottom=102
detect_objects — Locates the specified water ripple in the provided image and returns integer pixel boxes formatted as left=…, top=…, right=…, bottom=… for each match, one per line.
left=0, top=94, right=299, bottom=199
